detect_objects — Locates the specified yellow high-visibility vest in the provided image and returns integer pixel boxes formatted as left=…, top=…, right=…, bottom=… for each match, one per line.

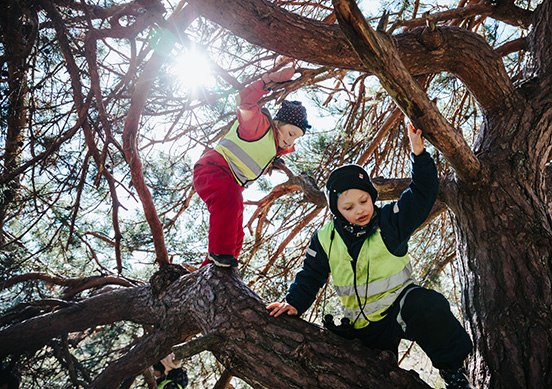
left=215, top=119, right=278, bottom=187
left=318, top=221, right=414, bottom=329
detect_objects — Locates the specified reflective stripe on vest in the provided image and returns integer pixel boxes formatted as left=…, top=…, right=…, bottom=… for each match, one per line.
left=318, top=221, right=414, bottom=329
left=215, top=118, right=278, bottom=187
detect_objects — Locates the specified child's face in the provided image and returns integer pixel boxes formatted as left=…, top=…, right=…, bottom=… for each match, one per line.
left=337, top=188, right=374, bottom=226
left=153, top=369, right=163, bottom=379
left=277, top=123, right=303, bottom=149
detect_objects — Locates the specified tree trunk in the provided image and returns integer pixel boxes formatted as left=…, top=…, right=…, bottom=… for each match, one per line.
left=0, top=0, right=33, bottom=243
left=445, top=3, right=552, bottom=387
left=443, top=102, right=552, bottom=387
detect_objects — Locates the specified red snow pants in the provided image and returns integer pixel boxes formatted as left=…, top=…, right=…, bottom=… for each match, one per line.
left=193, top=151, right=245, bottom=267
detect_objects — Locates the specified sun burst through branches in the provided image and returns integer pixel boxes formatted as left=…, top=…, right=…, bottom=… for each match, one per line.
left=170, top=46, right=216, bottom=95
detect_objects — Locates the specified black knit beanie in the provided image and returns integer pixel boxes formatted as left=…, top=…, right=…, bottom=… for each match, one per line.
left=325, top=164, right=378, bottom=219
left=274, top=100, right=311, bottom=134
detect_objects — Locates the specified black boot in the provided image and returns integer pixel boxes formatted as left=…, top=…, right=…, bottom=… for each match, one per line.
left=208, top=253, right=238, bottom=267
left=439, top=368, right=473, bottom=389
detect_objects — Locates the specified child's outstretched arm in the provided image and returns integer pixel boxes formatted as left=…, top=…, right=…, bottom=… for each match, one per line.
left=266, top=302, right=298, bottom=317
left=238, top=66, right=296, bottom=125
left=407, top=123, right=425, bottom=156
left=379, top=123, right=438, bottom=255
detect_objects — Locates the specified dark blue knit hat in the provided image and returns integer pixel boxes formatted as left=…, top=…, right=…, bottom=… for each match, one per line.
left=325, top=164, right=378, bottom=218
left=274, top=100, right=311, bottom=134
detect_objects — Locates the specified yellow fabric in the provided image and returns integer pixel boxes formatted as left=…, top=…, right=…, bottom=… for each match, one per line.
left=318, top=221, right=412, bottom=329
left=158, top=379, right=182, bottom=389
left=215, top=120, right=277, bottom=187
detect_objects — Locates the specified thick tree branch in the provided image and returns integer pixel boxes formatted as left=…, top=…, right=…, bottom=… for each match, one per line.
left=495, top=37, right=527, bottom=57
left=0, top=286, right=157, bottom=359
left=90, top=331, right=176, bottom=389
left=1, top=266, right=431, bottom=388
left=186, top=0, right=520, bottom=115
left=200, top=267, right=430, bottom=388
left=493, top=0, right=534, bottom=29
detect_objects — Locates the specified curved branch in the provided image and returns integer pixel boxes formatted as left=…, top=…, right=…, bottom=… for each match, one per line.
left=122, top=4, right=199, bottom=266
left=0, top=286, right=156, bottom=359
left=1, top=272, right=135, bottom=292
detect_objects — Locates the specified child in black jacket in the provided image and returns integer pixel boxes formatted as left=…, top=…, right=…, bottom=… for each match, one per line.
left=267, top=124, right=473, bottom=388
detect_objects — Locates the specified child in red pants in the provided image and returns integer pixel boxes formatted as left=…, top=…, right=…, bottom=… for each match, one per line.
left=193, top=67, right=310, bottom=268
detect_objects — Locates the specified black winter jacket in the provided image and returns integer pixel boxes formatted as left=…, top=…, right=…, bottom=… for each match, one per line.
left=286, top=150, right=439, bottom=315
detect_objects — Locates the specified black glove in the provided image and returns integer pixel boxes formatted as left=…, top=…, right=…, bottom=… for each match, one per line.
left=323, top=314, right=356, bottom=340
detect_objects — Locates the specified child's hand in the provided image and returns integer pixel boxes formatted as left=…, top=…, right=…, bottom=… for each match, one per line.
left=266, top=158, right=286, bottom=176
left=262, top=66, right=295, bottom=84
left=407, top=123, right=425, bottom=156
left=266, top=302, right=298, bottom=317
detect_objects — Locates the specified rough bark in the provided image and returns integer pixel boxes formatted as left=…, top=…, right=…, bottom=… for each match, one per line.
left=0, top=266, right=431, bottom=388
left=443, top=2, right=552, bottom=386
left=442, top=99, right=552, bottom=388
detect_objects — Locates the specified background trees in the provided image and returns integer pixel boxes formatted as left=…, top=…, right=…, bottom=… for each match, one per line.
left=1, top=0, right=549, bottom=388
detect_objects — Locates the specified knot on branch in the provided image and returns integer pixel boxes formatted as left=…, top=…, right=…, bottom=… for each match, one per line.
left=294, top=341, right=314, bottom=362
left=298, top=173, right=326, bottom=206
left=149, top=263, right=189, bottom=297
left=420, top=12, right=443, bottom=51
